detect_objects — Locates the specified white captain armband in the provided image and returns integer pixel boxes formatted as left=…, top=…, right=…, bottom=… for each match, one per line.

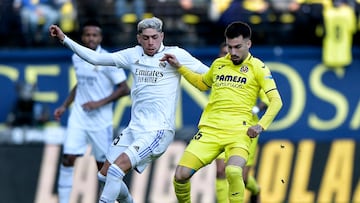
left=252, top=106, right=260, bottom=115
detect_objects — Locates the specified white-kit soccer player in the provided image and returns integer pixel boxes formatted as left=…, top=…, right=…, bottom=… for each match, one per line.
left=53, top=20, right=130, bottom=203
left=49, top=17, right=209, bottom=203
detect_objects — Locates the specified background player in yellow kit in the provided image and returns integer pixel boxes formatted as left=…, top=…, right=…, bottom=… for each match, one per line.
left=161, top=21, right=283, bottom=203
left=322, top=0, right=357, bottom=69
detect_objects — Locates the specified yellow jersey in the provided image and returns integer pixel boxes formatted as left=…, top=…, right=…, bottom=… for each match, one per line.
left=198, top=53, right=278, bottom=133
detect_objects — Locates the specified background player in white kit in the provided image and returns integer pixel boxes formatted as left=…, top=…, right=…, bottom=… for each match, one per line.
left=53, top=20, right=130, bottom=203
left=49, top=17, right=209, bottom=203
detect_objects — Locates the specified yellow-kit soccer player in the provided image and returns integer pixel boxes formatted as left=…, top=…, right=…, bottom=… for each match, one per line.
left=214, top=42, right=268, bottom=203
left=161, top=21, right=283, bottom=202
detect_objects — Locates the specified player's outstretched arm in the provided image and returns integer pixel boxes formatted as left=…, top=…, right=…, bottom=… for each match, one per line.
left=160, top=53, right=209, bottom=91
left=257, top=90, right=283, bottom=130
left=49, top=25, right=115, bottom=66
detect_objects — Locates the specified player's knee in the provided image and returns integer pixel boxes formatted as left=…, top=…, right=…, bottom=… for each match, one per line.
left=225, top=165, right=243, bottom=182
left=96, top=161, right=104, bottom=170
left=216, top=172, right=226, bottom=179
left=216, top=168, right=226, bottom=179
left=174, top=166, right=193, bottom=183
left=216, top=159, right=226, bottom=178
left=99, top=160, right=110, bottom=175
left=243, top=166, right=250, bottom=182
left=61, top=154, right=79, bottom=166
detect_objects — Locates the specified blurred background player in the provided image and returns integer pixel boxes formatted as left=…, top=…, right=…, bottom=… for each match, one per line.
left=321, top=0, right=357, bottom=69
left=53, top=19, right=130, bottom=203
left=6, top=81, right=50, bottom=128
left=215, top=42, right=268, bottom=203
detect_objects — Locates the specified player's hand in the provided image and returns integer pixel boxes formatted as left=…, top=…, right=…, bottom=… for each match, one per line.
left=160, top=53, right=181, bottom=68
left=247, top=124, right=263, bottom=138
left=53, top=106, right=66, bottom=121
left=82, top=101, right=99, bottom=112
left=49, top=24, right=65, bottom=41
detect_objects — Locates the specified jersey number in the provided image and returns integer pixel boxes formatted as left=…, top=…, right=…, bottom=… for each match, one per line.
left=113, top=133, right=122, bottom=145
left=193, top=132, right=203, bottom=140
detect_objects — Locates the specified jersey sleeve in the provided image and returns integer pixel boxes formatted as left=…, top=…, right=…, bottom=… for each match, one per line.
left=258, top=90, right=282, bottom=130
left=202, top=63, right=215, bottom=87
left=178, top=66, right=210, bottom=91
left=254, top=63, right=283, bottom=130
left=255, top=64, right=277, bottom=93
left=63, top=36, right=116, bottom=66
left=258, top=89, right=269, bottom=106
left=110, top=47, right=138, bottom=69
left=176, top=48, right=209, bottom=74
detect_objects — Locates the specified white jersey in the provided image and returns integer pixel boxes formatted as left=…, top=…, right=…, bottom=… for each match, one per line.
left=67, top=46, right=127, bottom=130
left=63, top=37, right=208, bottom=132
left=110, top=45, right=208, bottom=132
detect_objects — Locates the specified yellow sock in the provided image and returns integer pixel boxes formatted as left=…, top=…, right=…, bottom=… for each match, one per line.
left=216, top=178, right=229, bottom=203
left=226, top=165, right=245, bottom=203
left=173, top=178, right=191, bottom=203
left=245, top=175, right=260, bottom=195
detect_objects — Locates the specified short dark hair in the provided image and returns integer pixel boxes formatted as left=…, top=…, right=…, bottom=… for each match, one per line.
left=82, top=19, right=102, bottom=30
left=224, top=21, right=252, bottom=40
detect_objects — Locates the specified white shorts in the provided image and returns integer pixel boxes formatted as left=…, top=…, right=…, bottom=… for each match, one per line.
left=106, top=128, right=175, bottom=173
left=62, top=125, right=113, bottom=162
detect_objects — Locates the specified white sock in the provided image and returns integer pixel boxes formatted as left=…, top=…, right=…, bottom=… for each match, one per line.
left=97, top=172, right=106, bottom=201
left=98, top=171, right=133, bottom=203
left=98, top=172, right=107, bottom=182
left=99, top=164, right=124, bottom=203
left=117, top=181, right=134, bottom=203
left=58, top=165, right=74, bottom=203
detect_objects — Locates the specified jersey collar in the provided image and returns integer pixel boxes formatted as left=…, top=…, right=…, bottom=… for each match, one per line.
left=243, top=53, right=252, bottom=63
left=141, top=43, right=165, bottom=56
left=157, top=43, right=165, bottom=53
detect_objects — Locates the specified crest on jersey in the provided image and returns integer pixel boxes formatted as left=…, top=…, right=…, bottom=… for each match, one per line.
left=133, top=146, right=140, bottom=152
left=159, top=61, right=166, bottom=68
left=240, top=65, right=249, bottom=73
